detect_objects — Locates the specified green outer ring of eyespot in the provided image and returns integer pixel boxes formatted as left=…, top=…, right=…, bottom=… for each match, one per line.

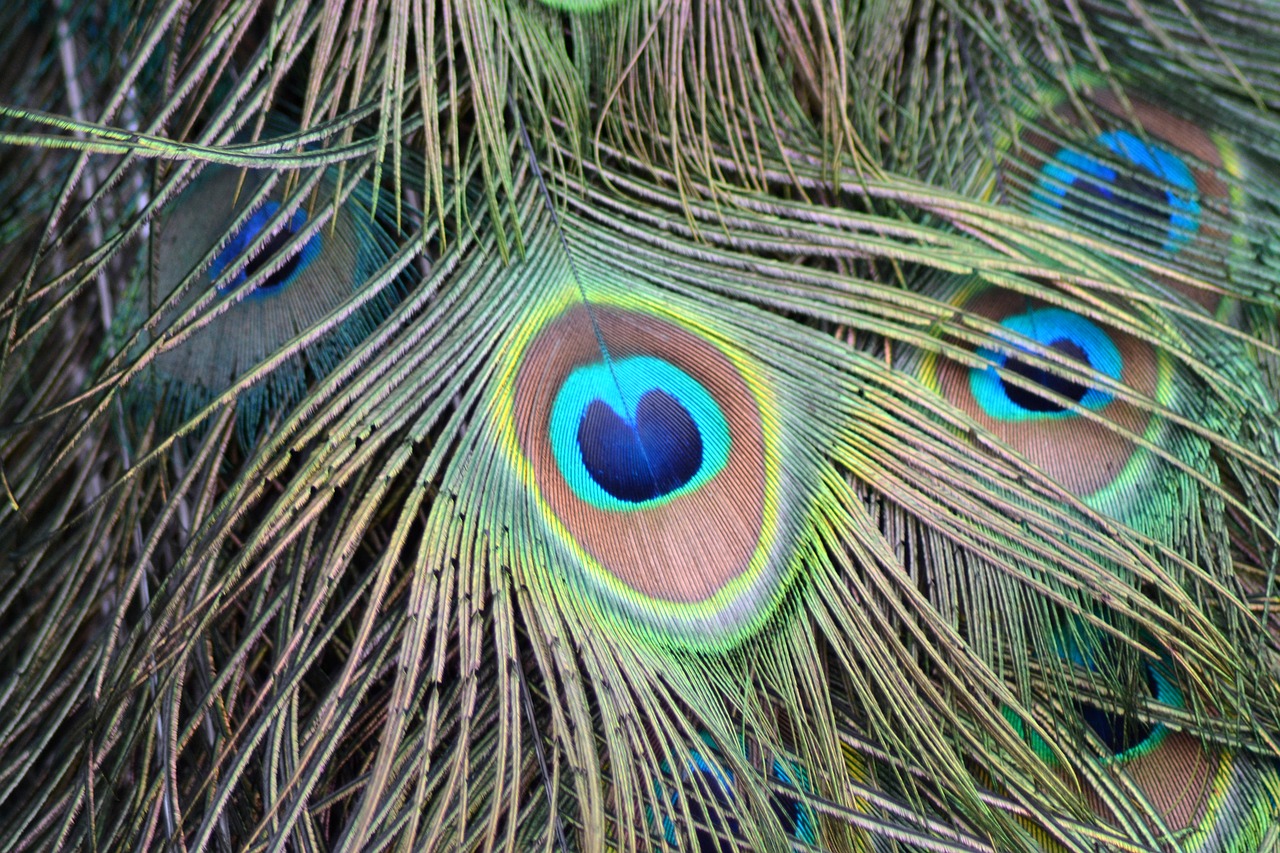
left=491, top=282, right=796, bottom=653
left=916, top=281, right=1180, bottom=527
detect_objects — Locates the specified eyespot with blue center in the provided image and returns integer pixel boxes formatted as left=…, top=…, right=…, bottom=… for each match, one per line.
left=970, top=308, right=1122, bottom=421
left=650, top=748, right=737, bottom=852
left=645, top=735, right=819, bottom=850
left=549, top=356, right=731, bottom=510
left=1006, top=634, right=1178, bottom=765
left=1034, top=130, right=1200, bottom=254
left=1078, top=663, right=1175, bottom=761
left=209, top=201, right=322, bottom=297
left=1060, top=637, right=1178, bottom=763
left=769, top=758, right=818, bottom=845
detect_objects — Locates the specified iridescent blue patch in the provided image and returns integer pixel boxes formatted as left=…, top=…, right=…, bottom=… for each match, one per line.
left=650, top=748, right=737, bottom=851
left=1035, top=130, right=1200, bottom=254
left=970, top=308, right=1122, bottom=421
left=770, top=758, right=818, bottom=845
left=210, top=202, right=321, bottom=297
left=550, top=356, right=731, bottom=510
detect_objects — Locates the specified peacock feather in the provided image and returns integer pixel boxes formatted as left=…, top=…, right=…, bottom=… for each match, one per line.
left=3, top=0, right=1280, bottom=851
left=126, top=158, right=410, bottom=447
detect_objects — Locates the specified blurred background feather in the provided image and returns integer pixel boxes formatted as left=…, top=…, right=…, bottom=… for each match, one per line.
left=3, top=0, right=1280, bottom=850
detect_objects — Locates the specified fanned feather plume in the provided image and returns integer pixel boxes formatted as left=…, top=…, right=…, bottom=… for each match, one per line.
left=3, top=1, right=1280, bottom=851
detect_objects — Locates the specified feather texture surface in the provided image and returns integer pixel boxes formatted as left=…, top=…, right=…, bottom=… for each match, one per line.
left=2, top=1, right=1280, bottom=851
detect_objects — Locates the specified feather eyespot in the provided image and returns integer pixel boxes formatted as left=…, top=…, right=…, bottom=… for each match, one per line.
left=994, top=626, right=1280, bottom=844
left=505, top=294, right=800, bottom=648
left=970, top=307, right=1122, bottom=421
left=1067, top=641, right=1170, bottom=762
left=912, top=282, right=1203, bottom=536
left=919, top=285, right=1165, bottom=501
left=1005, top=86, right=1239, bottom=313
left=209, top=202, right=321, bottom=296
left=1034, top=130, right=1201, bottom=256
left=1006, top=638, right=1172, bottom=766
left=1036, top=639, right=1277, bottom=840
left=137, top=166, right=405, bottom=447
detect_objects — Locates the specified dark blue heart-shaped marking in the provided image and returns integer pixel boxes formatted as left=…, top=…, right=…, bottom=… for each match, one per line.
left=577, top=389, right=703, bottom=503
left=1001, top=338, right=1091, bottom=413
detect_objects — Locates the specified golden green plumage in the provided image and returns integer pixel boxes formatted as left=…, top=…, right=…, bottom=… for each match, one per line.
left=3, top=1, right=1280, bottom=851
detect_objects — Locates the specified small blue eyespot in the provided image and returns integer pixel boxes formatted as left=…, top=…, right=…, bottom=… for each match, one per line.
left=1034, top=130, right=1200, bottom=254
left=1056, top=635, right=1177, bottom=759
left=210, top=202, right=321, bottom=297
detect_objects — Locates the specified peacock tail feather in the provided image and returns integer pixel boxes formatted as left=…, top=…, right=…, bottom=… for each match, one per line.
left=3, top=0, right=1280, bottom=851
left=123, top=158, right=411, bottom=448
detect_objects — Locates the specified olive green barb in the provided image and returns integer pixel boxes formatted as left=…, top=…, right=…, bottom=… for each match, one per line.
left=2, top=1, right=1280, bottom=851
left=534, top=0, right=624, bottom=12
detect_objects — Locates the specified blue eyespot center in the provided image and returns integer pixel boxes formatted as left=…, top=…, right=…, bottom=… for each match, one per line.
left=648, top=737, right=818, bottom=848
left=770, top=759, right=818, bottom=845
left=651, top=749, right=737, bottom=850
left=971, top=308, right=1122, bottom=422
left=1001, top=338, right=1090, bottom=413
left=550, top=356, right=731, bottom=510
left=1035, top=130, right=1200, bottom=254
left=1062, top=638, right=1177, bottom=760
left=1076, top=667, right=1160, bottom=757
left=1008, top=634, right=1180, bottom=765
left=210, top=202, right=321, bottom=296
left=578, top=390, right=703, bottom=503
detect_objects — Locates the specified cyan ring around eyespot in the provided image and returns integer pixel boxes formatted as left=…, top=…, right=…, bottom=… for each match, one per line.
left=549, top=355, right=732, bottom=512
left=971, top=308, right=1123, bottom=422
left=1035, top=130, right=1200, bottom=254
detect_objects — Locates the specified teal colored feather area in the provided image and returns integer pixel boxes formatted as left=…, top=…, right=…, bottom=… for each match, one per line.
left=643, top=732, right=820, bottom=850
left=769, top=757, right=818, bottom=846
left=1010, top=632, right=1177, bottom=765
left=650, top=746, right=736, bottom=849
